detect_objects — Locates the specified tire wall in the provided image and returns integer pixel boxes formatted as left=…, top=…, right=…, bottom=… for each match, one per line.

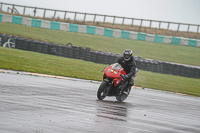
left=0, top=34, right=200, bottom=79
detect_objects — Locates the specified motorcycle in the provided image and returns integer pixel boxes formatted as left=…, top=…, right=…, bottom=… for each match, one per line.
left=97, top=63, right=137, bottom=102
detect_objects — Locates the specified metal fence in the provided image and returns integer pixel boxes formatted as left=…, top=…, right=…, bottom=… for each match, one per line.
left=0, top=2, right=200, bottom=33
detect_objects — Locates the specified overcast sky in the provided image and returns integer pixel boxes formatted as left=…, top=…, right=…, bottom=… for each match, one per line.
left=1, top=0, right=200, bottom=31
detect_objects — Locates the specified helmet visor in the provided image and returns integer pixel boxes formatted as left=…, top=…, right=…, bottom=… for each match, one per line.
left=124, top=54, right=131, bottom=59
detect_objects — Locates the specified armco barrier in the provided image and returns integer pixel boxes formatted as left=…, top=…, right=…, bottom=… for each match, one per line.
left=172, top=37, right=181, bottom=45
left=154, top=35, right=164, bottom=43
left=121, top=31, right=130, bottom=39
left=12, top=16, right=22, bottom=24
left=78, top=25, right=87, bottom=33
left=0, top=14, right=2, bottom=21
left=86, top=26, right=96, bottom=35
left=1, top=13, right=200, bottom=47
left=31, top=18, right=41, bottom=28
left=69, top=24, right=78, bottom=32
left=189, top=39, right=197, bottom=47
left=2, top=13, right=12, bottom=23
left=41, top=20, right=50, bottom=29
left=50, top=21, right=60, bottom=30
left=104, top=28, right=113, bottom=37
left=137, top=33, right=146, bottom=41
left=113, top=29, right=121, bottom=38
left=22, top=17, right=32, bottom=26
left=0, top=33, right=200, bottom=78
left=60, top=22, right=69, bottom=31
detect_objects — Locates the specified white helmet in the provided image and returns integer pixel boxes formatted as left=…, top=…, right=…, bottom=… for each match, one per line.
left=123, top=49, right=133, bottom=61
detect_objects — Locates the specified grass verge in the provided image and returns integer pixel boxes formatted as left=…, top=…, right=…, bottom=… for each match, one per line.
left=0, top=47, right=199, bottom=97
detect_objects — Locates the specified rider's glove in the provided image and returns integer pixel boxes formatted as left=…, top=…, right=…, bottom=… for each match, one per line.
left=125, top=75, right=129, bottom=79
left=121, top=75, right=128, bottom=80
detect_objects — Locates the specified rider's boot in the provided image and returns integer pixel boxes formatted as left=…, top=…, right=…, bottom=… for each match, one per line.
left=123, top=85, right=132, bottom=95
left=123, top=78, right=134, bottom=94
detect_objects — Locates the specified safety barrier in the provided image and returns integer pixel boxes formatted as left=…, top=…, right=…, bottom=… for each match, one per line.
left=1, top=2, right=200, bottom=34
left=1, top=34, right=200, bottom=78
left=0, top=13, right=200, bottom=47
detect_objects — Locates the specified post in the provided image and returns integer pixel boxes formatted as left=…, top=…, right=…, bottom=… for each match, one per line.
left=64, top=11, right=67, bottom=21
left=33, top=7, right=37, bottom=17
left=1, top=2, right=3, bottom=11
left=187, top=24, right=190, bottom=33
left=103, top=15, right=106, bottom=24
left=167, top=22, right=170, bottom=30
left=12, top=4, right=15, bottom=13
left=23, top=6, right=26, bottom=15
left=197, top=25, right=199, bottom=33
left=83, top=13, right=86, bottom=24
left=13, top=7, right=19, bottom=14
left=112, top=16, right=115, bottom=25
left=140, top=19, right=143, bottom=28
left=177, top=23, right=180, bottom=31
left=131, top=18, right=134, bottom=27
left=159, top=21, right=161, bottom=29
left=43, top=9, right=46, bottom=18
left=149, top=20, right=152, bottom=28
left=74, top=12, right=77, bottom=21
left=122, top=17, right=125, bottom=26
left=93, top=14, right=96, bottom=23
left=54, top=10, right=56, bottom=18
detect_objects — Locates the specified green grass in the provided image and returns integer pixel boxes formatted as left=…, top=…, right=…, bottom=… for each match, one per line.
left=0, top=47, right=104, bottom=81
left=0, top=47, right=200, bottom=97
left=0, top=22, right=200, bottom=66
left=0, top=22, right=200, bottom=96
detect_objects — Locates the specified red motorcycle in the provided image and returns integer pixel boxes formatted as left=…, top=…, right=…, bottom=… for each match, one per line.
left=97, top=63, right=137, bottom=102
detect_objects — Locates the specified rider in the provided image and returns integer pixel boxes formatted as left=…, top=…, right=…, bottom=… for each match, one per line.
left=116, top=49, right=137, bottom=93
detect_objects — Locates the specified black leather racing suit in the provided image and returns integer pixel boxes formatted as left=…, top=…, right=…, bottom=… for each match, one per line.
left=116, top=56, right=136, bottom=86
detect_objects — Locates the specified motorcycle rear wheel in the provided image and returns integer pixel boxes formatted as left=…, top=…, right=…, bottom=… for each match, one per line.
left=116, top=87, right=131, bottom=102
left=97, top=80, right=109, bottom=100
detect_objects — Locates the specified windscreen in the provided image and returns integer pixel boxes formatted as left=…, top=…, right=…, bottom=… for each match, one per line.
left=111, top=63, right=122, bottom=70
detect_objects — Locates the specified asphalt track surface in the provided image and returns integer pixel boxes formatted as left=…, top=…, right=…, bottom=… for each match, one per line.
left=0, top=71, right=200, bottom=133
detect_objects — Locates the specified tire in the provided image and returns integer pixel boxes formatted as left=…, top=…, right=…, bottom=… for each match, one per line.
left=3, top=42, right=15, bottom=48
left=97, top=80, right=109, bottom=100
left=116, top=87, right=131, bottom=102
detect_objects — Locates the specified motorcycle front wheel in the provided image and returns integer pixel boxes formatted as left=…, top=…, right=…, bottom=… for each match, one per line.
left=116, top=87, right=131, bottom=102
left=97, top=80, right=109, bottom=100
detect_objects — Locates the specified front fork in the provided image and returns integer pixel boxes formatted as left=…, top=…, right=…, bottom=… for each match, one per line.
left=103, top=78, right=113, bottom=95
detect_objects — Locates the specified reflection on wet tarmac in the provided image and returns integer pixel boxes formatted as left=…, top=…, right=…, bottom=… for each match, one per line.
left=0, top=72, right=200, bottom=133
left=96, top=100, right=128, bottom=122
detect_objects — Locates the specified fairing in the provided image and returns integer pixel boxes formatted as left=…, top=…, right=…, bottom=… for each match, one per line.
left=103, top=63, right=126, bottom=86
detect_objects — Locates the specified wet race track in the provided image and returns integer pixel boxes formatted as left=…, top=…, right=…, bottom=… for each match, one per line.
left=0, top=71, right=200, bottom=133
